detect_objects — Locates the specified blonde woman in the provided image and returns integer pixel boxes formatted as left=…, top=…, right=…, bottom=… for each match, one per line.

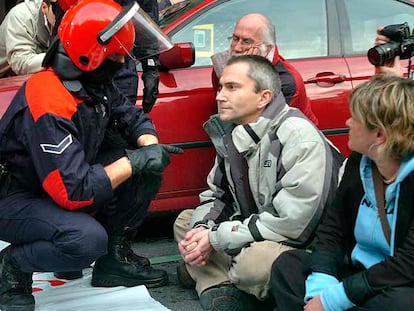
left=271, top=75, right=414, bottom=311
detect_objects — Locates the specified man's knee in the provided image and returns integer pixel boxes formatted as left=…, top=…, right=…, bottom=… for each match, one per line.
left=229, top=241, right=293, bottom=285
left=173, top=209, right=193, bottom=242
left=58, top=220, right=108, bottom=262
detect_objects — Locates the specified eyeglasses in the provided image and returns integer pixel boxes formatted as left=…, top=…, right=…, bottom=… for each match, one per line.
left=227, top=35, right=261, bottom=48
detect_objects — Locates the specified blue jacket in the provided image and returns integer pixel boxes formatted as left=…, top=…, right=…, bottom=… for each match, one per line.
left=306, top=152, right=414, bottom=308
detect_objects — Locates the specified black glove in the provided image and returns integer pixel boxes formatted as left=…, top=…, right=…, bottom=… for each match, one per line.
left=143, top=173, right=163, bottom=199
left=141, top=58, right=159, bottom=113
left=126, top=144, right=183, bottom=175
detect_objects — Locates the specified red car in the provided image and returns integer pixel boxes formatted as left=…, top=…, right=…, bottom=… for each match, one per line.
left=0, top=0, right=413, bottom=213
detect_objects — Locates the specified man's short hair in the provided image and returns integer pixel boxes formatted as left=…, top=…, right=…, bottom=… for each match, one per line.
left=227, top=55, right=281, bottom=95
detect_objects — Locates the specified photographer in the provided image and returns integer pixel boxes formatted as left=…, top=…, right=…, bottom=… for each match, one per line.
left=371, top=24, right=414, bottom=77
left=374, top=27, right=404, bottom=76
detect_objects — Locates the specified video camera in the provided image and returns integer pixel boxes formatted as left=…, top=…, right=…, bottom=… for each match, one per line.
left=367, top=22, right=414, bottom=66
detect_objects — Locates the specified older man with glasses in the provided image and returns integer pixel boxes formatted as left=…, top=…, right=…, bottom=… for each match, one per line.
left=0, top=0, right=57, bottom=77
left=211, top=13, right=318, bottom=125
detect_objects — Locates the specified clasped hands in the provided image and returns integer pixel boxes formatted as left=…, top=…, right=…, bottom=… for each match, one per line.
left=178, top=227, right=213, bottom=266
left=126, top=144, right=183, bottom=175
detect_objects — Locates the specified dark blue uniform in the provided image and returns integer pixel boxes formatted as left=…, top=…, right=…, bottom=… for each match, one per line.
left=0, top=69, right=157, bottom=272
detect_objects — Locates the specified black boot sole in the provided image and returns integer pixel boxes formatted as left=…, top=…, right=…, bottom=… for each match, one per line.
left=91, top=264, right=168, bottom=288
left=54, top=270, right=83, bottom=280
left=91, top=273, right=168, bottom=288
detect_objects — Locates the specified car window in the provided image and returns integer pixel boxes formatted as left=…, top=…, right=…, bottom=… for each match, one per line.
left=344, top=0, right=414, bottom=55
left=170, top=0, right=327, bottom=66
left=159, top=0, right=204, bottom=27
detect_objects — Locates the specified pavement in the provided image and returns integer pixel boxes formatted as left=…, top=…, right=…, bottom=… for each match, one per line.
left=132, top=215, right=202, bottom=311
left=133, top=215, right=275, bottom=311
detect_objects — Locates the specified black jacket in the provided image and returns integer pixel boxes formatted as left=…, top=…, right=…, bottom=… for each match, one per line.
left=310, top=152, right=414, bottom=305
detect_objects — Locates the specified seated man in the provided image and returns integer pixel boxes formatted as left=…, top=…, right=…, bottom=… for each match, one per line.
left=174, top=55, right=344, bottom=311
left=211, top=13, right=318, bottom=125
left=0, top=0, right=57, bottom=77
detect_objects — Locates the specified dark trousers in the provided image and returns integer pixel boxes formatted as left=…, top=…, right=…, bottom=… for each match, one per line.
left=270, top=249, right=414, bottom=311
left=96, top=128, right=152, bottom=236
left=0, top=192, right=107, bottom=273
left=0, top=148, right=151, bottom=273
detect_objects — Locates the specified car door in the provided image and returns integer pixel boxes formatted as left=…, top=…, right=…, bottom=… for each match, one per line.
left=144, top=0, right=353, bottom=212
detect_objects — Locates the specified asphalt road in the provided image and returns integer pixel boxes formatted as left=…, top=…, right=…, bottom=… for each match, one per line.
left=133, top=214, right=202, bottom=311
left=134, top=215, right=274, bottom=311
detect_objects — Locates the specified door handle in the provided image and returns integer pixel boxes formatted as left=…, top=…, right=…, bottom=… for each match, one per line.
left=306, top=72, right=346, bottom=86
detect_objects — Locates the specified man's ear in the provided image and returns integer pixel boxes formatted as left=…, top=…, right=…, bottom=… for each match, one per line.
left=40, top=1, right=50, bottom=14
left=41, top=1, right=49, bottom=14
left=257, top=89, right=273, bottom=109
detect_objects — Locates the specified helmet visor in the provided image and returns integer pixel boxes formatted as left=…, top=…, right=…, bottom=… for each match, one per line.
left=98, top=1, right=173, bottom=60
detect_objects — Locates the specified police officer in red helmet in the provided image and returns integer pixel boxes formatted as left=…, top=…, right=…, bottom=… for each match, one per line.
left=52, top=0, right=160, bottom=113
left=0, top=1, right=181, bottom=310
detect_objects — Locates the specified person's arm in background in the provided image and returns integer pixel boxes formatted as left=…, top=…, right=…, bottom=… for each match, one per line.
left=136, top=0, right=161, bottom=113
left=4, top=8, right=46, bottom=75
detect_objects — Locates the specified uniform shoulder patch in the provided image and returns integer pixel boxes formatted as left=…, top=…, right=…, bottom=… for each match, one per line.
left=26, top=70, right=79, bottom=122
left=40, top=134, right=73, bottom=154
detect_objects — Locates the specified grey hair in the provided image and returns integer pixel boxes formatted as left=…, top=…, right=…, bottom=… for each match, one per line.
left=262, top=16, right=276, bottom=45
left=227, top=55, right=281, bottom=95
left=234, top=13, right=276, bottom=45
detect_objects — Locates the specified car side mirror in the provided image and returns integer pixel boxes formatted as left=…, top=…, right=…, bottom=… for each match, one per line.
left=159, top=42, right=195, bottom=71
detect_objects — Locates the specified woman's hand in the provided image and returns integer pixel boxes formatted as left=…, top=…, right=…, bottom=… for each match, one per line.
left=304, top=296, right=325, bottom=311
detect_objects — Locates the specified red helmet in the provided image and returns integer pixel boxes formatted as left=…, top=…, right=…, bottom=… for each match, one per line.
left=57, top=0, right=78, bottom=11
left=58, top=0, right=135, bottom=72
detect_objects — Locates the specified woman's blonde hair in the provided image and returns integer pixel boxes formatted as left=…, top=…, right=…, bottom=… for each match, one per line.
left=350, top=75, right=414, bottom=161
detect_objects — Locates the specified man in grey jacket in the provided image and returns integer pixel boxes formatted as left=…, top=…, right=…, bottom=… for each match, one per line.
left=0, top=0, right=57, bottom=77
left=174, top=55, right=344, bottom=311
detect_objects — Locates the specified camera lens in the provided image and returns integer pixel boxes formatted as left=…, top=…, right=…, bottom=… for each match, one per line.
left=367, top=41, right=401, bottom=66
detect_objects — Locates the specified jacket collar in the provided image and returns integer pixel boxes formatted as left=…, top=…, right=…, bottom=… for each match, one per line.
left=204, top=91, right=288, bottom=155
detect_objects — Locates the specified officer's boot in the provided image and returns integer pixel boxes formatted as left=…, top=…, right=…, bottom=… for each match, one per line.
left=0, top=247, right=35, bottom=311
left=91, top=235, right=168, bottom=288
left=53, top=270, right=83, bottom=280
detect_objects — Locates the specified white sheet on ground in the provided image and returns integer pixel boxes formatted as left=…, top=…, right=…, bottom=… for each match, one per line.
left=1, top=241, right=170, bottom=311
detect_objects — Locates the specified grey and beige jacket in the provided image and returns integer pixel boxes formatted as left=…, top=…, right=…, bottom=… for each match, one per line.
left=191, top=92, right=344, bottom=255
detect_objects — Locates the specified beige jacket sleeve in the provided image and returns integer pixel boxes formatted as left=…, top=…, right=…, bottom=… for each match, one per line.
left=3, top=2, right=46, bottom=75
